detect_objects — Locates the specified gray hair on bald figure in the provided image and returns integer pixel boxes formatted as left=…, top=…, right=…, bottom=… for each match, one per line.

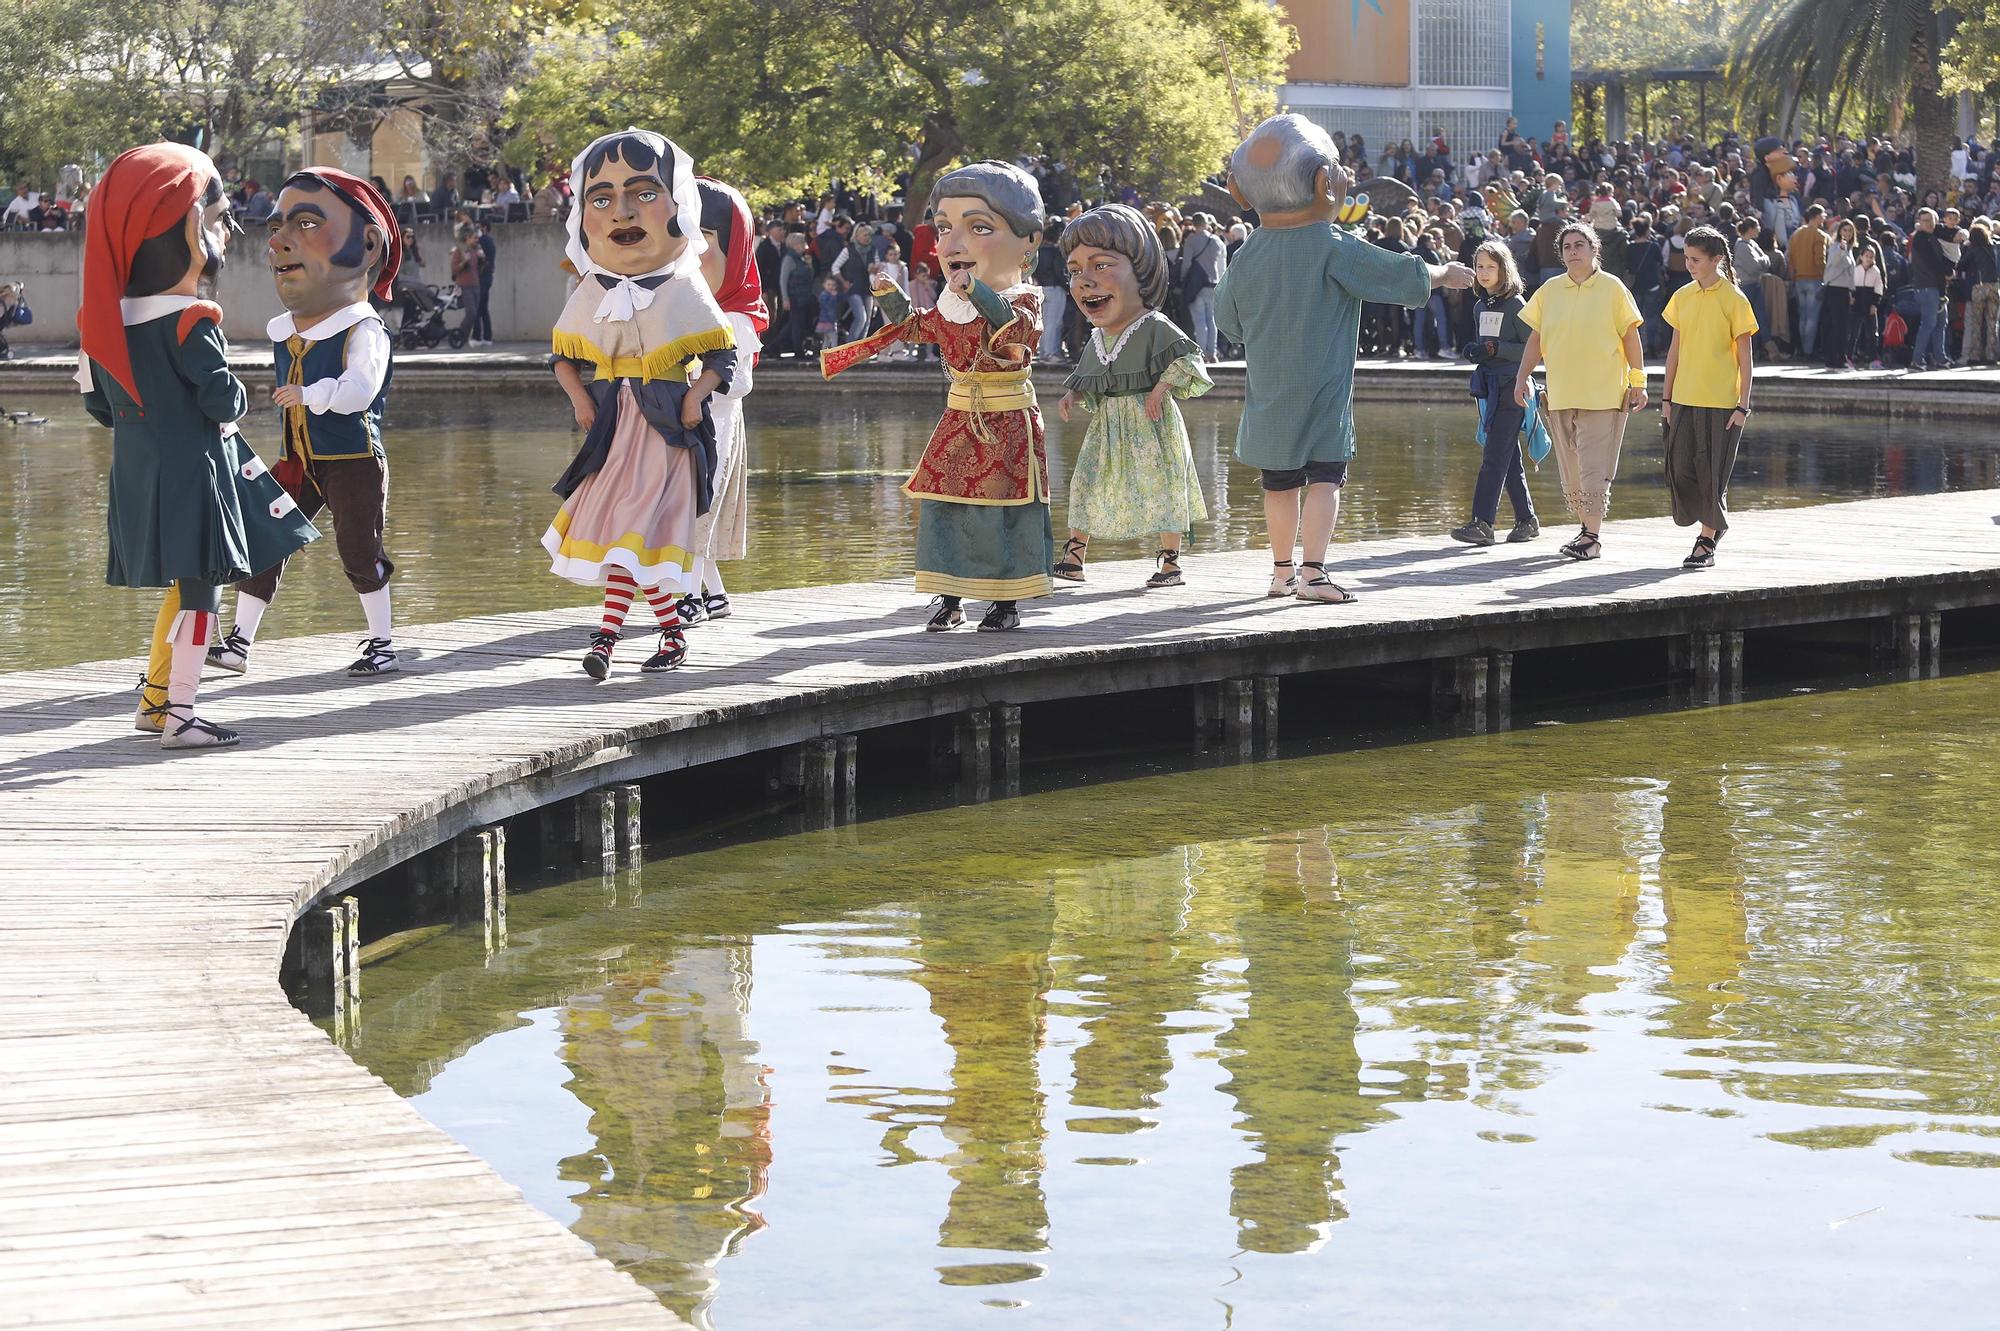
left=1229, top=114, right=1341, bottom=214
left=927, top=160, right=1046, bottom=239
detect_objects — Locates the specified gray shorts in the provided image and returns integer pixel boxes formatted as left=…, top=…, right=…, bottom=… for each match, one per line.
left=1259, top=460, right=1350, bottom=492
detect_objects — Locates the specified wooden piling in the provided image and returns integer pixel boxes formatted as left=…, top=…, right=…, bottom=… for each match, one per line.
left=993, top=705, right=1022, bottom=795
left=1254, top=676, right=1280, bottom=757
left=955, top=709, right=992, bottom=802
left=1486, top=652, right=1513, bottom=731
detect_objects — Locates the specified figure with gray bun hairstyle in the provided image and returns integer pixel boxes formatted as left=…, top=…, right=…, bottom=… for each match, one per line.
left=1052, top=203, right=1210, bottom=588
left=1217, top=114, right=1473, bottom=604
left=823, top=160, right=1052, bottom=632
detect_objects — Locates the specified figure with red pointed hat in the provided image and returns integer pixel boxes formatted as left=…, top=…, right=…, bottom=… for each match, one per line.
left=679, top=174, right=770, bottom=626
left=79, top=143, right=320, bottom=750
left=208, top=168, right=405, bottom=678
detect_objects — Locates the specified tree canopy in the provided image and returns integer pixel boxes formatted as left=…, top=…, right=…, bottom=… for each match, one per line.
left=500, top=0, right=1293, bottom=205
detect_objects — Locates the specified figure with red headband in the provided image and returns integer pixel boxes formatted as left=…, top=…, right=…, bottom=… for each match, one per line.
left=78, top=143, right=320, bottom=750
left=679, top=175, right=771, bottom=625
left=208, top=168, right=405, bottom=678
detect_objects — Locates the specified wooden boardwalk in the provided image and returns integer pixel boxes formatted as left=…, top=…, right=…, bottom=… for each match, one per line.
left=3, top=489, right=1998, bottom=1327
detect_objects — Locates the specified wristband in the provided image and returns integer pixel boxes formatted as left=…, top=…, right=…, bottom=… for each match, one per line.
left=1625, top=368, right=1647, bottom=388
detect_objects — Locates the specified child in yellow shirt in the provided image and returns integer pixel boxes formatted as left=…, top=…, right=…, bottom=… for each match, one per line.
left=1661, top=225, right=1757, bottom=570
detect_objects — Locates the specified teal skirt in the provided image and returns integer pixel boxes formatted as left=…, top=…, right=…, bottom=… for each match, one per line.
left=914, top=499, right=1054, bottom=602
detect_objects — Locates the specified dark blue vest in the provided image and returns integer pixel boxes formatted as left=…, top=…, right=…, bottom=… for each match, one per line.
left=274, top=319, right=392, bottom=462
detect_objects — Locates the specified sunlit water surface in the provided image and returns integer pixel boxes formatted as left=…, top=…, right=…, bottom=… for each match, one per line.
left=3, top=385, right=1993, bottom=670
left=345, top=676, right=2000, bottom=1328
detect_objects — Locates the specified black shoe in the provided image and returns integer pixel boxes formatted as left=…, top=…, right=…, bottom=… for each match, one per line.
left=582, top=629, right=616, bottom=680
left=1450, top=519, right=1495, bottom=546
left=926, top=598, right=964, bottom=632
left=676, top=594, right=708, bottom=625
left=1505, top=518, right=1542, bottom=543
left=702, top=592, right=732, bottom=620
left=1144, top=548, right=1184, bottom=588
left=641, top=627, right=687, bottom=671
left=1682, top=535, right=1717, bottom=570
left=977, top=602, right=1021, bottom=631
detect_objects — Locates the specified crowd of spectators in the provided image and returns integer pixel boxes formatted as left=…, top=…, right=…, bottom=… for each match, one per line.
left=1321, top=115, right=2000, bottom=371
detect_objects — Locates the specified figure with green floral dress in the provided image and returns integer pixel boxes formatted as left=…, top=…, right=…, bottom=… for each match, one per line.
left=1051, top=204, right=1210, bottom=588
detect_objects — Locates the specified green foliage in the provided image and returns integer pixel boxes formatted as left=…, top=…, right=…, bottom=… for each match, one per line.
left=1940, top=0, right=2000, bottom=95
left=0, top=0, right=348, bottom=181
left=501, top=0, right=1291, bottom=206
left=1572, top=0, right=1737, bottom=74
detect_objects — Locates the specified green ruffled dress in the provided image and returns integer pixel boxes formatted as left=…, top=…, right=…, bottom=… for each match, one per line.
left=1062, top=312, right=1211, bottom=540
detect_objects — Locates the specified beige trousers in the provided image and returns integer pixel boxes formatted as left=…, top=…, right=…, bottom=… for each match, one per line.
left=1546, top=407, right=1631, bottom=525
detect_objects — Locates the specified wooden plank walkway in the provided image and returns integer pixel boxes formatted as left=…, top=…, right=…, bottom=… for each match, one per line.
left=2, top=489, right=1998, bottom=1327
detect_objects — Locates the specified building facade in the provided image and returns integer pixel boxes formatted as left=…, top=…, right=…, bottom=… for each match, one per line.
left=1279, top=0, right=1572, bottom=160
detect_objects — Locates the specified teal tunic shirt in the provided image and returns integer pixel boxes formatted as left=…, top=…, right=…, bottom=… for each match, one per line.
left=85, top=310, right=319, bottom=587
left=1215, top=224, right=1432, bottom=469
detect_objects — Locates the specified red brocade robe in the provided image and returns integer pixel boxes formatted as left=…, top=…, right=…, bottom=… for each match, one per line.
left=820, top=287, right=1048, bottom=507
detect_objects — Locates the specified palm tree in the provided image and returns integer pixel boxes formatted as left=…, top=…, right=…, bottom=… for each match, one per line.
left=1732, top=0, right=1960, bottom=202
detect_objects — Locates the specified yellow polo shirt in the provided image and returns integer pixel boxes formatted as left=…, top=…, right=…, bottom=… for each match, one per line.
left=1663, top=277, right=1758, bottom=408
left=1520, top=269, right=1644, bottom=410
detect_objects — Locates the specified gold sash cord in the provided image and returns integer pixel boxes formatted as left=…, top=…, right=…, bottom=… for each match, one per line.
left=283, top=334, right=308, bottom=459
left=945, top=366, right=1037, bottom=446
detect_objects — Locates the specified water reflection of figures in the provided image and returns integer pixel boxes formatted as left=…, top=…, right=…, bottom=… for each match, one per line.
left=561, top=943, right=770, bottom=1331
left=911, top=884, right=1058, bottom=1266
left=1216, top=828, right=1388, bottom=1254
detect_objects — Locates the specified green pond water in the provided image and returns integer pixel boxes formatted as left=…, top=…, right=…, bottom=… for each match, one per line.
left=344, top=676, right=2000, bottom=1328
left=2, top=385, right=1994, bottom=672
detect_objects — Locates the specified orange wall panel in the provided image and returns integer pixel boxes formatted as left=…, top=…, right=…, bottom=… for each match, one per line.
left=1284, top=0, right=1411, bottom=88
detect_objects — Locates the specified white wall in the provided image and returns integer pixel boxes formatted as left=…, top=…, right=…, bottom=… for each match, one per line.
left=1, top=221, right=572, bottom=348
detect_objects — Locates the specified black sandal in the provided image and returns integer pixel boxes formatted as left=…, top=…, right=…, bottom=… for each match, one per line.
left=1268, top=559, right=1297, bottom=598
left=1682, top=534, right=1718, bottom=570
left=1145, top=547, right=1184, bottom=589
left=1053, top=536, right=1088, bottom=583
left=926, top=597, right=964, bottom=632
left=1560, top=528, right=1602, bottom=561
left=642, top=627, right=687, bottom=672
left=582, top=629, right=617, bottom=680
left=1294, top=560, right=1358, bottom=604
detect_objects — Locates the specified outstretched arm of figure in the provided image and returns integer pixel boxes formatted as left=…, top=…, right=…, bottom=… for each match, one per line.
left=963, top=277, right=1015, bottom=329
left=553, top=358, right=595, bottom=432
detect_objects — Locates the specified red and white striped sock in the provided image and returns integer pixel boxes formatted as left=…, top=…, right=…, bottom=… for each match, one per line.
left=642, top=583, right=684, bottom=631
left=600, top=571, right=638, bottom=634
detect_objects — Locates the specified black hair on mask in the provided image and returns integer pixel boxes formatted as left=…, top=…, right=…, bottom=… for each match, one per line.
left=127, top=177, right=226, bottom=297
left=577, top=133, right=683, bottom=251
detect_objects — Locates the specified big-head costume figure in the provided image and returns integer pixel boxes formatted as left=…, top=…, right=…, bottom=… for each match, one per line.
left=681, top=173, right=770, bottom=625
left=542, top=129, right=737, bottom=680
left=822, top=159, right=1052, bottom=633
left=79, top=143, right=319, bottom=750
left=208, top=167, right=404, bottom=679
left=1216, top=114, right=1467, bottom=606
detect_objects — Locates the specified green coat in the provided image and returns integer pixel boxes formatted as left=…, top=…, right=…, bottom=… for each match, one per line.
left=84, top=307, right=318, bottom=588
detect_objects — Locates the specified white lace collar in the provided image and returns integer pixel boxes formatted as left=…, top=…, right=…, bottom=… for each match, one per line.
left=1088, top=311, right=1155, bottom=366
left=936, top=280, right=1035, bottom=324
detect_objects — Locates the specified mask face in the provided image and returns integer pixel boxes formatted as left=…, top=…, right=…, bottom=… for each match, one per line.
left=933, top=197, right=1035, bottom=291
left=267, top=182, right=374, bottom=315
left=580, top=157, right=683, bottom=277
left=1065, top=243, right=1143, bottom=332
left=195, top=176, right=237, bottom=285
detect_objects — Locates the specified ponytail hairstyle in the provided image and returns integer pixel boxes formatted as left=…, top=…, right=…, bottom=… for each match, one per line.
left=1685, top=224, right=1734, bottom=283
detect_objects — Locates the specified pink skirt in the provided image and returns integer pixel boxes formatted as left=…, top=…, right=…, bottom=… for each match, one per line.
left=542, top=383, right=700, bottom=590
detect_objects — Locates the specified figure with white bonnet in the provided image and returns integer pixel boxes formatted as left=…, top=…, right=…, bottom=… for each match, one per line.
left=1217, top=114, right=1473, bottom=604
left=541, top=129, right=739, bottom=680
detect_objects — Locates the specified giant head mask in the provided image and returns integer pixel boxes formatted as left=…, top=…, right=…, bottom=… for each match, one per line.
left=565, top=130, right=705, bottom=281
left=266, top=169, right=401, bottom=322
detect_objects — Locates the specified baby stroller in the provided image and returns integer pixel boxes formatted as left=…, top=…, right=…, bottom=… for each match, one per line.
left=394, top=279, right=466, bottom=350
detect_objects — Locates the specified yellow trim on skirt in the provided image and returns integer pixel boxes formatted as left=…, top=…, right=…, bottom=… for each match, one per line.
left=915, top=570, right=1053, bottom=600
left=547, top=507, right=691, bottom=570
